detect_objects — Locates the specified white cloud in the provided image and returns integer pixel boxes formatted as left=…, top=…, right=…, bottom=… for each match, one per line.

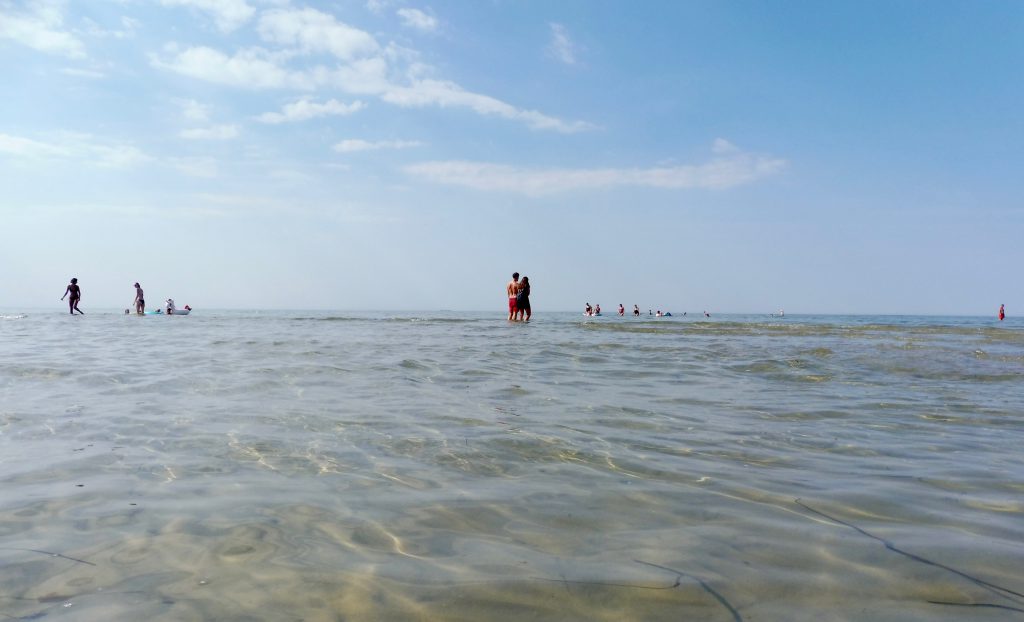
left=256, top=98, right=366, bottom=123
left=365, top=0, right=391, bottom=14
left=0, top=132, right=150, bottom=167
left=152, top=6, right=591, bottom=132
left=404, top=141, right=787, bottom=195
left=0, top=133, right=71, bottom=158
left=160, top=0, right=255, bottom=32
left=80, top=15, right=138, bottom=39
left=397, top=8, right=437, bottom=32
left=381, top=79, right=593, bottom=133
left=0, top=2, right=85, bottom=58
left=179, top=124, right=240, bottom=140
left=257, top=7, right=380, bottom=60
left=152, top=45, right=314, bottom=89
left=547, top=23, right=576, bottom=65
left=333, top=139, right=422, bottom=153
left=175, top=98, right=212, bottom=122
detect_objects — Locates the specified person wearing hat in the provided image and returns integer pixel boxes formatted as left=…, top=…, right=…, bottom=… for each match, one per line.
left=134, top=282, right=145, bottom=315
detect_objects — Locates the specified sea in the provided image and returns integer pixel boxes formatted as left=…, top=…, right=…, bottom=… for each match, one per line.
left=1, top=310, right=1022, bottom=621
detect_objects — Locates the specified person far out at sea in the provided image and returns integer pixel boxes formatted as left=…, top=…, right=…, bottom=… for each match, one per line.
left=999, top=304, right=1005, bottom=321
left=61, top=278, right=83, bottom=314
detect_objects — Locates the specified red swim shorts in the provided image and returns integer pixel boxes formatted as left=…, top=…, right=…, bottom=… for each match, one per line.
left=508, top=297, right=518, bottom=313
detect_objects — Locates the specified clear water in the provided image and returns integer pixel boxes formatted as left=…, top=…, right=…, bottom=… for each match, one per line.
left=1, top=310, right=1022, bottom=621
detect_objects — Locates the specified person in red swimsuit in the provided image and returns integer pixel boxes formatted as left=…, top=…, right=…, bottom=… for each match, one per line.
left=999, top=304, right=1005, bottom=321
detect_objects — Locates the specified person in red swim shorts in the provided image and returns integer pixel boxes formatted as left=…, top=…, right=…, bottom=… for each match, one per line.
left=506, top=272, right=520, bottom=321
left=999, top=304, right=1005, bottom=321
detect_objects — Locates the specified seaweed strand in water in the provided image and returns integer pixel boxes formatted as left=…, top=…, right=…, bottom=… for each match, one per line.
left=634, top=560, right=743, bottom=622
left=0, top=547, right=96, bottom=567
left=794, top=499, right=1024, bottom=606
left=927, top=601, right=1024, bottom=614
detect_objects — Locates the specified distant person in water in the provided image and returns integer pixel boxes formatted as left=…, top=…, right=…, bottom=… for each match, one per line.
left=515, top=277, right=531, bottom=321
left=134, top=282, right=145, bottom=315
left=585, top=302, right=592, bottom=316
left=704, top=311, right=710, bottom=318
left=595, top=304, right=601, bottom=315
left=618, top=304, right=625, bottom=316
left=633, top=305, right=640, bottom=317
left=61, top=278, right=83, bottom=314
left=506, top=272, right=520, bottom=321
left=999, top=304, right=1005, bottom=321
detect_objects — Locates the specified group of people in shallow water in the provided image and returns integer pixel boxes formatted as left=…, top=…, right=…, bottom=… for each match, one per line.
left=584, top=303, right=709, bottom=318
left=506, top=272, right=532, bottom=321
left=59, top=278, right=187, bottom=315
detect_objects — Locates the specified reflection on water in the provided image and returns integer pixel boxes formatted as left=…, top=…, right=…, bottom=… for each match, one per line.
left=1, top=311, right=1022, bottom=620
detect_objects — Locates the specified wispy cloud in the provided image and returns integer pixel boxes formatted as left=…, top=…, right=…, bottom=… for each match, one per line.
left=0, top=2, right=85, bottom=58
left=365, top=0, right=392, bottom=15
left=80, top=15, right=139, bottom=39
left=256, top=98, right=366, bottom=124
left=160, top=0, right=255, bottom=32
left=397, top=8, right=437, bottom=32
left=175, top=98, right=211, bottom=122
left=547, top=23, right=576, bottom=65
left=179, top=124, right=240, bottom=140
left=151, top=6, right=592, bottom=133
left=257, top=7, right=380, bottom=60
left=333, top=139, right=423, bottom=153
left=381, top=79, right=594, bottom=133
left=152, top=45, right=313, bottom=89
left=405, top=140, right=786, bottom=195
left=0, top=132, right=149, bottom=167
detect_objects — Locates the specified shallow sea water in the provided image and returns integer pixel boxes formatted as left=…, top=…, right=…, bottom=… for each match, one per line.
left=1, top=310, right=1023, bottom=621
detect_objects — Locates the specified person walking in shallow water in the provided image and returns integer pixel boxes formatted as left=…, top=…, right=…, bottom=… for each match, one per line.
left=61, top=278, right=83, bottom=314
left=999, top=304, right=1005, bottom=321
left=134, top=282, right=145, bottom=315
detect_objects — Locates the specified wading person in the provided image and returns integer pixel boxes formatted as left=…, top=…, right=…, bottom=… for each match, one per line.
left=61, top=278, right=83, bottom=314
left=134, top=282, right=145, bottom=314
left=515, top=276, right=531, bottom=322
left=506, top=272, right=520, bottom=321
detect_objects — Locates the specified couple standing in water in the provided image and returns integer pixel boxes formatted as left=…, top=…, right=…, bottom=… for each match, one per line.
left=506, top=272, right=532, bottom=321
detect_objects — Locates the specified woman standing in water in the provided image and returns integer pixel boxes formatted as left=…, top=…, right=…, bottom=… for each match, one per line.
left=515, top=276, right=531, bottom=322
left=61, top=278, right=83, bottom=314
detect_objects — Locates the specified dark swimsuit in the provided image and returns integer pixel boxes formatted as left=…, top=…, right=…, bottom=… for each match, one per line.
left=518, top=286, right=531, bottom=311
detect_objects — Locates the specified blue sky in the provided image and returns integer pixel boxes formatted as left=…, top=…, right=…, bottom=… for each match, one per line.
left=1, top=0, right=1021, bottom=314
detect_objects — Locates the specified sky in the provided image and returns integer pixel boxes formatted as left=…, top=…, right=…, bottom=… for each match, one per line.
left=1, top=0, right=1022, bottom=314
